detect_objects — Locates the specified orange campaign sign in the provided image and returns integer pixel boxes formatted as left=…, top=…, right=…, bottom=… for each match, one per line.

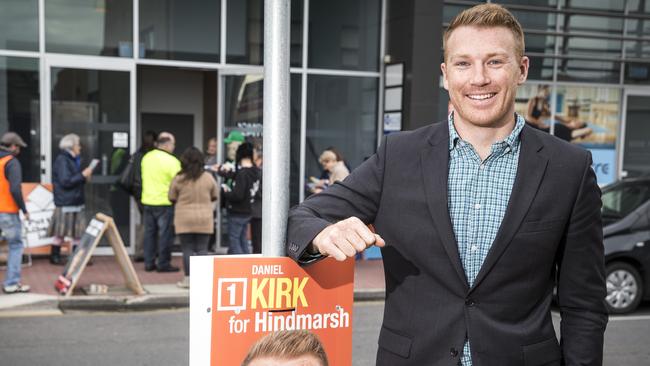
left=189, top=255, right=354, bottom=366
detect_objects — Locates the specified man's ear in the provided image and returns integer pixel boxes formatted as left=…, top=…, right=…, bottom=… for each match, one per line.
left=441, top=62, right=449, bottom=90
left=518, top=56, right=529, bottom=85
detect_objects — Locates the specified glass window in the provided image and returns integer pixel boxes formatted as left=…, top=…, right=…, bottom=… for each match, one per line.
left=556, top=58, right=621, bottom=83
left=227, top=0, right=263, bottom=65
left=627, top=0, right=650, bottom=14
left=290, top=0, right=304, bottom=67
left=306, top=75, right=378, bottom=187
left=140, top=0, right=220, bottom=62
left=623, top=95, right=650, bottom=177
left=511, top=9, right=557, bottom=33
left=225, top=0, right=303, bottom=66
left=560, top=14, right=624, bottom=35
left=560, top=36, right=622, bottom=58
left=625, top=40, right=650, bottom=59
left=525, top=33, right=556, bottom=55
left=602, top=183, right=650, bottom=220
left=498, top=0, right=558, bottom=8
left=0, top=0, right=38, bottom=51
left=527, top=56, right=555, bottom=80
left=552, top=85, right=621, bottom=146
left=222, top=74, right=302, bottom=205
left=309, top=0, right=381, bottom=71
left=625, top=63, right=650, bottom=84
left=563, top=0, right=625, bottom=12
left=0, top=57, right=40, bottom=182
left=46, top=0, right=133, bottom=57
left=50, top=67, right=131, bottom=242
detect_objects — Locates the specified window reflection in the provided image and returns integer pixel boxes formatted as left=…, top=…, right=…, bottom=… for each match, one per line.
left=226, top=0, right=263, bottom=65
left=222, top=74, right=302, bottom=205
left=309, top=0, right=381, bottom=71
left=306, top=76, right=378, bottom=183
left=140, top=0, right=220, bottom=62
left=0, top=0, right=38, bottom=51
left=46, top=0, right=133, bottom=57
left=0, top=57, right=40, bottom=182
left=557, top=58, right=621, bottom=83
left=50, top=68, right=131, bottom=243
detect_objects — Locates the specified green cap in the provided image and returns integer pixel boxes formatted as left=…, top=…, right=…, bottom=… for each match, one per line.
left=224, top=130, right=245, bottom=144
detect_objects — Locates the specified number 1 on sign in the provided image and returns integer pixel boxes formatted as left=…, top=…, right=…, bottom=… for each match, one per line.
left=227, top=283, right=236, bottom=305
left=216, top=278, right=247, bottom=312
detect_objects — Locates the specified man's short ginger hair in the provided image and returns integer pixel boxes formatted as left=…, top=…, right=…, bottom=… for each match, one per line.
left=443, top=3, right=525, bottom=61
left=241, top=330, right=329, bottom=366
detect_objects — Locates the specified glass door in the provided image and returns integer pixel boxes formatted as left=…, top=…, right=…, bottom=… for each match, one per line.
left=216, top=68, right=263, bottom=250
left=43, top=55, right=135, bottom=254
left=621, top=90, right=650, bottom=179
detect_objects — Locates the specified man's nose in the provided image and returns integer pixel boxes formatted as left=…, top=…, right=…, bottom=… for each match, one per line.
left=470, top=63, right=490, bottom=86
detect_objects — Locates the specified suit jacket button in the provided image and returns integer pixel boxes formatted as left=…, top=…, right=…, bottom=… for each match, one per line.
left=450, top=348, right=459, bottom=357
left=465, top=298, right=475, bottom=306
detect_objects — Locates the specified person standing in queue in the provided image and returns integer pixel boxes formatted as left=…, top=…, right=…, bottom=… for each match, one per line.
left=0, top=132, right=31, bottom=293
left=168, top=147, right=218, bottom=288
left=48, top=134, right=93, bottom=265
left=140, top=132, right=181, bottom=272
left=222, top=142, right=260, bottom=255
left=287, top=4, right=607, bottom=365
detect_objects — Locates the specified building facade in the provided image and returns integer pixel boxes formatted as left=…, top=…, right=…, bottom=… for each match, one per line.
left=0, top=0, right=648, bottom=251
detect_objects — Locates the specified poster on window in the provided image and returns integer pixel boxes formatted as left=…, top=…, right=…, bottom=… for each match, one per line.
left=516, top=84, right=620, bottom=185
left=189, top=255, right=354, bottom=366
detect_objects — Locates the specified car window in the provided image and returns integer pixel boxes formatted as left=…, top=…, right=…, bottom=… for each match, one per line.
left=602, top=183, right=650, bottom=219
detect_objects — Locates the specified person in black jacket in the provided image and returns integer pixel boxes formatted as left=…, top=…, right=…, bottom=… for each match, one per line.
left=47, top=134, right=93, bottom=265
left=222, top=142, right=260, bottom=254
left=123, top=130, right=156, bottom=261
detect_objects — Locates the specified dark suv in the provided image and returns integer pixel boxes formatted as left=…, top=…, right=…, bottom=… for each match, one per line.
left=602, top=177, right=650, bottom=314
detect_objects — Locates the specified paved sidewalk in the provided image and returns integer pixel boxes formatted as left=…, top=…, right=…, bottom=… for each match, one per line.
left=0, top=256, right=385, bottom=314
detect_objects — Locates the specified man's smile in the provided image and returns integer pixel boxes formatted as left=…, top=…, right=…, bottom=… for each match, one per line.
left=466, top=92, right=497, bottom=101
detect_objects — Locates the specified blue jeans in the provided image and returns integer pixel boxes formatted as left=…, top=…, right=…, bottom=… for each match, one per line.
left=227, top=214, right=251, bottom=255
left=0, top=213, right=24, bottom=287
left=143, top=205, right=174, bottom=268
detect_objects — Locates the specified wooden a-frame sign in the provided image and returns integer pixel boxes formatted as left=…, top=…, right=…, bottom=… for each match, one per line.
left=54, top=213, right=145, bottom=297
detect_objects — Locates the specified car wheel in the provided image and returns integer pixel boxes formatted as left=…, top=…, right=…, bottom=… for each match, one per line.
left=605, top=262, right=643, bottom=314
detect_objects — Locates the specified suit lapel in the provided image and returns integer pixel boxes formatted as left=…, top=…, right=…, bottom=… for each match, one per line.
left=470, top=126, right=548, bottom=292
left=420, top=124, right=469, bottom=288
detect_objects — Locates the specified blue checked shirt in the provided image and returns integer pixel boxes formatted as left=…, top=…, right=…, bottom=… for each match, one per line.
left=447, top=113, right=525, bottom=366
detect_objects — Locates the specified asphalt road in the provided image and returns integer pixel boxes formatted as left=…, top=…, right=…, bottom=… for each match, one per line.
left=1, top=302, right=650, bottom=365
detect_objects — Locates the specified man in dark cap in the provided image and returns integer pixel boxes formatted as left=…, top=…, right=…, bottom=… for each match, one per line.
left=0, top=132, right=30, bottom=293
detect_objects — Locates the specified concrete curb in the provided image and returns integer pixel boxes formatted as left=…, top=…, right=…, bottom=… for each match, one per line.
left=0, top=289, right=386, bottom=314
left=59, top=294, right=190, bottom=312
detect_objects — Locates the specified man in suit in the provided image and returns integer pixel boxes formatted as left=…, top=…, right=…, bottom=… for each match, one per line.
left=286, top=4, right=607, bottom=365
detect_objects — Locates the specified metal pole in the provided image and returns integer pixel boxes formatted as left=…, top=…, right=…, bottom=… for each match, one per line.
left=262, top=0, right=291, bottom=257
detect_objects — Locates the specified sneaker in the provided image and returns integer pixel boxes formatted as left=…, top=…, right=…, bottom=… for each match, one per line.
left=3, top=283, right=31, bottom=294
left=176, top=276, right=190, bottom=289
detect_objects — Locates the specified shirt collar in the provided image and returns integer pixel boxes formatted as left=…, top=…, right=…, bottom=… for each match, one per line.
left=448, top=112, right=525, bottom=151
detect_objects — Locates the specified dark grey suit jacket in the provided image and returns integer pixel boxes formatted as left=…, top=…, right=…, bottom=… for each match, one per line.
left=287, top=122, right=608, bottom=366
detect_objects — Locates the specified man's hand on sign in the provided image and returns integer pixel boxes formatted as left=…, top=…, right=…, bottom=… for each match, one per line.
left=311, top=217, right=385, bottom=261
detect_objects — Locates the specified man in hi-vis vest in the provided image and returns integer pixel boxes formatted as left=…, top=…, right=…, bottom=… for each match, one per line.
left=0, top=132, right=30, bottom=293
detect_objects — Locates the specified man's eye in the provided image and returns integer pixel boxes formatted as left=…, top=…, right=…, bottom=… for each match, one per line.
left=488, top=59, right=503, bottom=65
left=455, top=62, right=469, bottom=67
